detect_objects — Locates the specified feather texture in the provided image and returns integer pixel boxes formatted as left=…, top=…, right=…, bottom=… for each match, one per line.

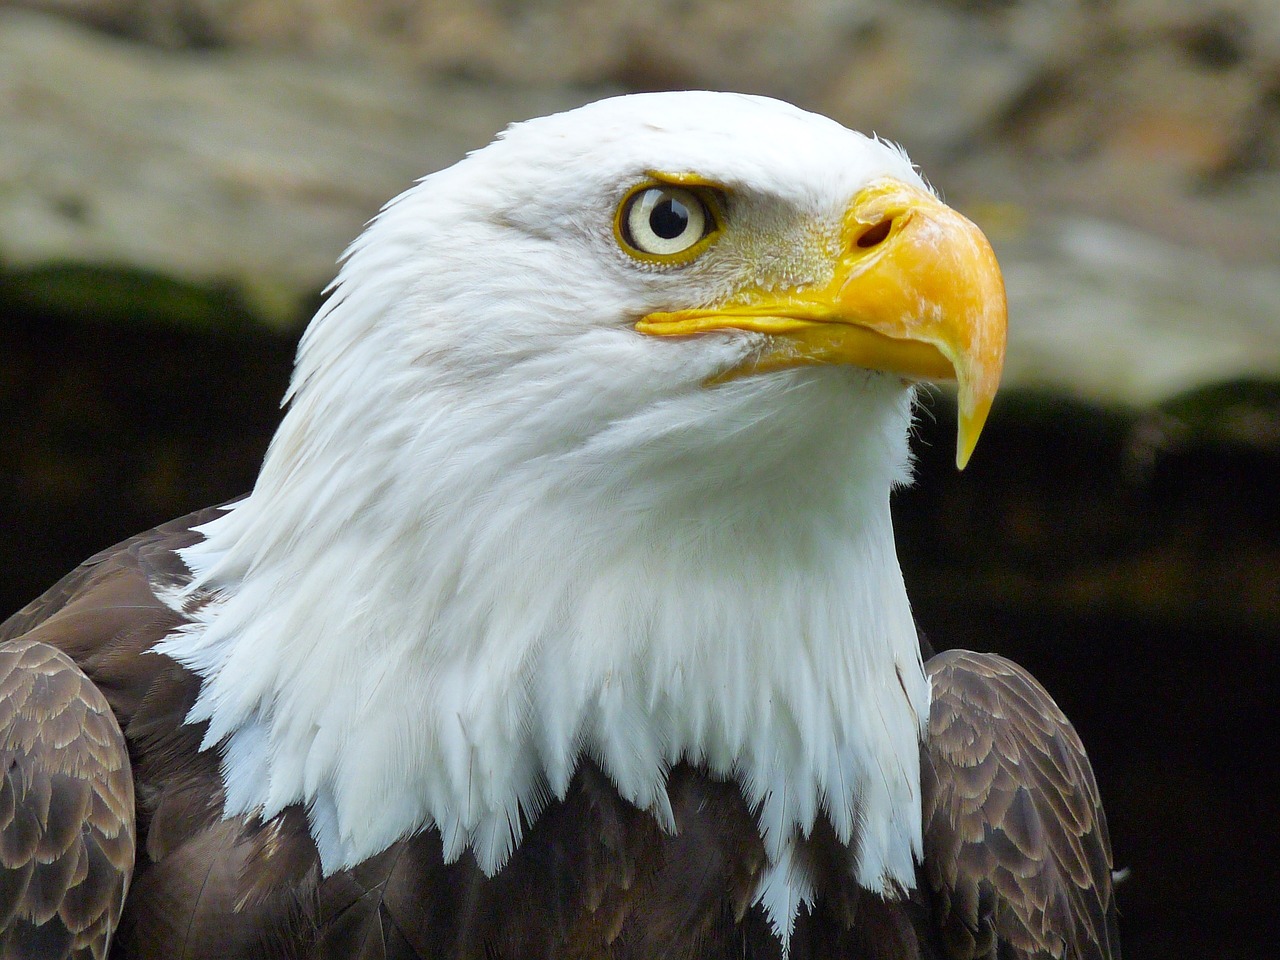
left=1, top=511, right=1120, bottom=960
left=921, top=650, right=1121, bottom=960
left=0, top=639, right=134, bottom=959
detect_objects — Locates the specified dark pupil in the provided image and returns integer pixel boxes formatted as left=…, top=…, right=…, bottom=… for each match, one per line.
left=650, top=195, right=690, bottom=240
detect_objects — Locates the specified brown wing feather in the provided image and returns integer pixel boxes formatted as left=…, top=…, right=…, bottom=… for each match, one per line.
left=0, top=639, right=135, bottom=960
left=921, top=650, right=1120, bottom=960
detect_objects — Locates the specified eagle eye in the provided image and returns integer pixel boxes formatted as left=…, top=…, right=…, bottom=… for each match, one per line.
left=616, top=182, right=722, bottom=264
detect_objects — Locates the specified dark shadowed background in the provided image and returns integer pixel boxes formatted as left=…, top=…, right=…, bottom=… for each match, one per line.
left=2, top=2, right=1278, bottom=957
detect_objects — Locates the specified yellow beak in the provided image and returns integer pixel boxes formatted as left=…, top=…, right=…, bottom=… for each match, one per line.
left=634, top=179, right=1007, bottom=469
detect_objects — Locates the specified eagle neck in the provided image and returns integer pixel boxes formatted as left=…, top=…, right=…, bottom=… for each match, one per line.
left=159, top=368, right=929, bottom=949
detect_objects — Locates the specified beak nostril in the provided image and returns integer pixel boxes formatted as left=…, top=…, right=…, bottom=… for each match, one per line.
left=856, top=219, right=893, bottom=248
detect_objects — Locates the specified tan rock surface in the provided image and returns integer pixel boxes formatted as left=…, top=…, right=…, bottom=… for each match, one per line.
left=2, top=2, right=1278, bottom=403
left=0, top=9, right=604, bottom=322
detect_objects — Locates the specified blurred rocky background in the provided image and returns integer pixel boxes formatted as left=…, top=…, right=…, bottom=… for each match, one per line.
left=1, top=1, right=1277, bottom=956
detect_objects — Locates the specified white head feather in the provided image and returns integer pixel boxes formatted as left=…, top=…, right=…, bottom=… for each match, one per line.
left=157, top=91, right=932, bottom=948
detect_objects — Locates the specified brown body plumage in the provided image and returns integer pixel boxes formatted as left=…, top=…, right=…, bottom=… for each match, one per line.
left=1, top=509, right=1120, bottom=959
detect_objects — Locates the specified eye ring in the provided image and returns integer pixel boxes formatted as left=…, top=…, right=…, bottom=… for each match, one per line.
left=615, top=182, right=723, bottom=264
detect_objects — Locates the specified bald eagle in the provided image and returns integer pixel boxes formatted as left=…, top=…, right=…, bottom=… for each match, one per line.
left=0, top=92, right=1118, bottom=960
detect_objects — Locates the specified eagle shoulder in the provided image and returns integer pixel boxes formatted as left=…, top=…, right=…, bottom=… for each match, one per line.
left=0, top=638, right=134, bottom=959
left=0, top=506, right=240, bottom=957
left=920, top=649, right=1121, bottom=960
